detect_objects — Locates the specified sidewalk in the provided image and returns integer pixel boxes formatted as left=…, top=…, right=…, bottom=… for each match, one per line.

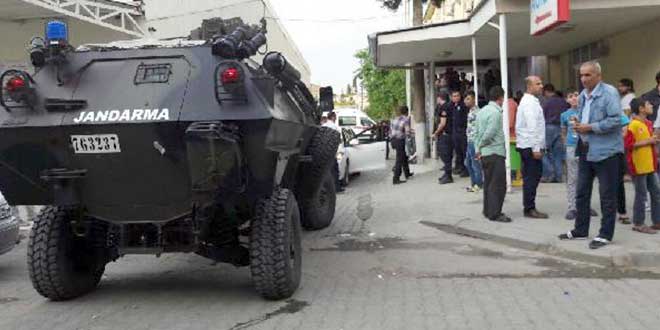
left=384, top=159, right=660, bottom=268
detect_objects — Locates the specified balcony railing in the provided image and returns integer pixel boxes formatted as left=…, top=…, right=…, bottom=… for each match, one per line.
left=424, top=0, right=481, bottom=24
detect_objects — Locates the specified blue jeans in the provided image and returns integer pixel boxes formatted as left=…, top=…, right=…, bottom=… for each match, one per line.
left=632, top=173, right=660, bottom=226
left=542, top=124, right=565, bottom=181
left=465, top=142, right=483, bottom=187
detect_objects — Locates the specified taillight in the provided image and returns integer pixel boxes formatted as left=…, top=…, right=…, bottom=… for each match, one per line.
left=221, top=67, right=240, bottom=84
left=5, top=76, right=26, bottom=92
left=215, top=62, right=247, bottom=104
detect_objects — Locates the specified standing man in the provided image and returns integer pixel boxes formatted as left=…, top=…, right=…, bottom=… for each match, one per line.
left=542, top=84, right=570, bottom=183
left=559, top=61, right=624, bottom=249
left=618, top=78, right=636, bottom=116
left=475, top=86, right=511, bottom=223
left=433, top=94, right=455, bottom=184
left=450, top=91, right=470, bottom=177
left=390, top=106, right=414, bottom=185
left=464, top=91, right=483, bottom=192
left=644, top=71, right=660, bottom=123
left=516, top=76, right=548, bottom=218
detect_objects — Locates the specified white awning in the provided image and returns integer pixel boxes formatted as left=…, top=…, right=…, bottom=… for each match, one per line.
left=372, top=0, right=660, bottom=67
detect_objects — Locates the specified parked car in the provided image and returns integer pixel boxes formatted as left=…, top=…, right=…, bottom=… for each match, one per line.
left=0, top=192, right=20, bottom=256
left=337, top=128, right=386, bottom=185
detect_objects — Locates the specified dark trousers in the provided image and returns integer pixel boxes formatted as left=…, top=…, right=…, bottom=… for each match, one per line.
left=482, top=155, right=506, bottom=219
left=391, top=137, right=410, bottom=179
left=332, top=160, right=341, bottom=189
left=453, top=133, right=467, bottom=172
left=617, top=153, right=627, bottom=215
left=437, top=134, right=453, bottom=177
left=518, top=148, right=543, bottom=211
left=574, top=154, right=620, bottom=241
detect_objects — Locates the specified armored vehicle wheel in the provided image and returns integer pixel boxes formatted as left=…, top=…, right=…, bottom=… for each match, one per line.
left=301, top=127, right=342, bottom=190
left=27, top=206, right=106, bottom=301
left=250, top=188, right=302, bottom=300
left=300, top=170, right=336, bottom=230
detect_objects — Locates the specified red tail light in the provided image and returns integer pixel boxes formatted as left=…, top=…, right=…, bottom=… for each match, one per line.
left=6, top=76, right=26, bottom=92
left=221, top=68, right=240, bottom=84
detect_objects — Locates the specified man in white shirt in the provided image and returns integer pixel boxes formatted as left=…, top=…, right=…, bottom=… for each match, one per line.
left=618, top=78, right=635, bottom=116
left=515, top=76, right=549, bottom=219
left=322, top=112, right=341, bottom=132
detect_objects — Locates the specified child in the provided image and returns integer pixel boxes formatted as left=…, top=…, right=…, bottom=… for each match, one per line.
left=624, top=98, right=660, bottom=234
left=560, top=90, right=598, bottom=220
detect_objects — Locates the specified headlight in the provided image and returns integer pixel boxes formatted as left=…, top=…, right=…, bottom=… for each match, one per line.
left=336, top=152, right=344, bottom=161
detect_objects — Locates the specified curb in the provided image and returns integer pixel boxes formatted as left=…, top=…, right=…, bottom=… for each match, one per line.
left=420, top=220, right=660, bottom=268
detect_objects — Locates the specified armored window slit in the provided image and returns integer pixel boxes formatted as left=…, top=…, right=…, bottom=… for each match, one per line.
left=134, top=63, right=172, bottom=85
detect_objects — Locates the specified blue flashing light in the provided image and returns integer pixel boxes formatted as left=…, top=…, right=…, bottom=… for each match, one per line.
left=45, top=20, right=68, bottom=44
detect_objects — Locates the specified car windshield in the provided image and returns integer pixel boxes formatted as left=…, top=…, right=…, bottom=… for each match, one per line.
left=360, top=118, right=375, bottom=127
left=339, top=116, right=357, bottom=126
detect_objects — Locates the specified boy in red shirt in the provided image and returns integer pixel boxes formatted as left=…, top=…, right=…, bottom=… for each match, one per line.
left=624, top=98, right=660, bottom=234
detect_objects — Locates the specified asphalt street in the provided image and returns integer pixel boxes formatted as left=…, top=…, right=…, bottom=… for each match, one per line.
left=1, top=169, right=660, bottom=330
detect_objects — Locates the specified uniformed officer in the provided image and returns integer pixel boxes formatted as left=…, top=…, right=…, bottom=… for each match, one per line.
left=433, top=93, right=454, bottom=184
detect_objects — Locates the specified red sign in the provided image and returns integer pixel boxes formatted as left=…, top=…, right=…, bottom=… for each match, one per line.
left=530, top=0, right=571, bottom=36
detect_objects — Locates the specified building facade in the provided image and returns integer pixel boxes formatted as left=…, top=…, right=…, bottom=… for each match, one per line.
left=0, top=0, right=310, bottom=83
left=422, top=0, right=660, bottom=94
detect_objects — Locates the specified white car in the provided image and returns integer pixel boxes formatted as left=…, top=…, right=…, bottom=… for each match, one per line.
left=336, top=128, right=386, bottom=186
left=335, top=108, right=378, bottom=141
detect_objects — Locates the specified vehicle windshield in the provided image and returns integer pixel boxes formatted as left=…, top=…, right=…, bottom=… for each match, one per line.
left=339, top=116, right=357, bottom=126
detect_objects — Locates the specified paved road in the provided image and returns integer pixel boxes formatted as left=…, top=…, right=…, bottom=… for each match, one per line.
left=1, top=169, right=660, bottom=330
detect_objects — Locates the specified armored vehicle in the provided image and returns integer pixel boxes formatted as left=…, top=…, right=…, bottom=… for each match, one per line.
left=0, top=19, right=340, bottom=300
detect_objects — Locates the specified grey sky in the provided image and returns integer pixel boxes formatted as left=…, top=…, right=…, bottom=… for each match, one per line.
left=269, top=0, right=403, bottom=92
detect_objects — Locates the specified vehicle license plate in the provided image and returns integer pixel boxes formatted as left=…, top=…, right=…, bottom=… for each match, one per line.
left=71, top=134, right=121, bottom=154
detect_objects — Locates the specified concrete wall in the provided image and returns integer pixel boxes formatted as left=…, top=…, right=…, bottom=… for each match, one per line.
left=550, top=18, right=660, bottom=93
left=599, top=18, right=660, bottom=94
left=0, top=18, right=129, bottom=66
left=140, top=0, right=311, bottom=84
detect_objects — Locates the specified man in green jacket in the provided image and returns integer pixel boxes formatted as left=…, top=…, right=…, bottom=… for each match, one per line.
left=474, top=86, right=512, bottom=223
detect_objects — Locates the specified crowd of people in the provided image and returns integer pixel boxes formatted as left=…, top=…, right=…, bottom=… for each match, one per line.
left=389, top=62, right=660, bottom=250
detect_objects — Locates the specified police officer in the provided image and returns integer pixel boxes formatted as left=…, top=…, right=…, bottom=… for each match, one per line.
left=449, top=90, right=470, bottom=177
left=433, top=93, right=454, bottom=184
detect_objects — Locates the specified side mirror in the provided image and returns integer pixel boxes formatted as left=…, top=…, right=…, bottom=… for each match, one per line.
left=319, top=86, right=334, bottom=112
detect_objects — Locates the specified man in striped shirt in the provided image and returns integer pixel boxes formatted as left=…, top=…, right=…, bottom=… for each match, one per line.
left=390, top=106, right=414, bottom=184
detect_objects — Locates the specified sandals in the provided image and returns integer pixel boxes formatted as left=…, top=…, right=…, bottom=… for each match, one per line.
left=632, top=225, right=657, bottom=234
left=618, top=215, right=631, bottom=225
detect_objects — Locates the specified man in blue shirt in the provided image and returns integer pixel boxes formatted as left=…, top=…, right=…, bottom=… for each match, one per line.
left=542, top=84, right=569, bottom=183
left=559, top=61, right=624, bottom=249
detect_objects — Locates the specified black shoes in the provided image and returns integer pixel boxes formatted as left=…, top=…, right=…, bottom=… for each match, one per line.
left=524, top=209, right=549, bottom=219
left=405, top=172, right=414, bottom=179
left=393, top=178, right=407, bottom=185
left=438, top=176, right=453, bottom=184
left=589, top=237, right=610, bottom=249
left=489, top=214, right=512, bottom=223
left=558, top=231, right=588, bottom=240
left=559, top=232, right=610, bottom=249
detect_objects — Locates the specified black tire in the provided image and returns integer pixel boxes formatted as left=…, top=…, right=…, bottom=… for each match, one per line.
left=250, top=188, right=302, bottom=300
left=301, top=127, right=341, bottom=191
left=300, top=169, right=336, bottom=230
left=27, top=206, right=106, bottom=301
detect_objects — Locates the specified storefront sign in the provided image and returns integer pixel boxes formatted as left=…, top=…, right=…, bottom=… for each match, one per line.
left=531, top=0, right=570, bottom=36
